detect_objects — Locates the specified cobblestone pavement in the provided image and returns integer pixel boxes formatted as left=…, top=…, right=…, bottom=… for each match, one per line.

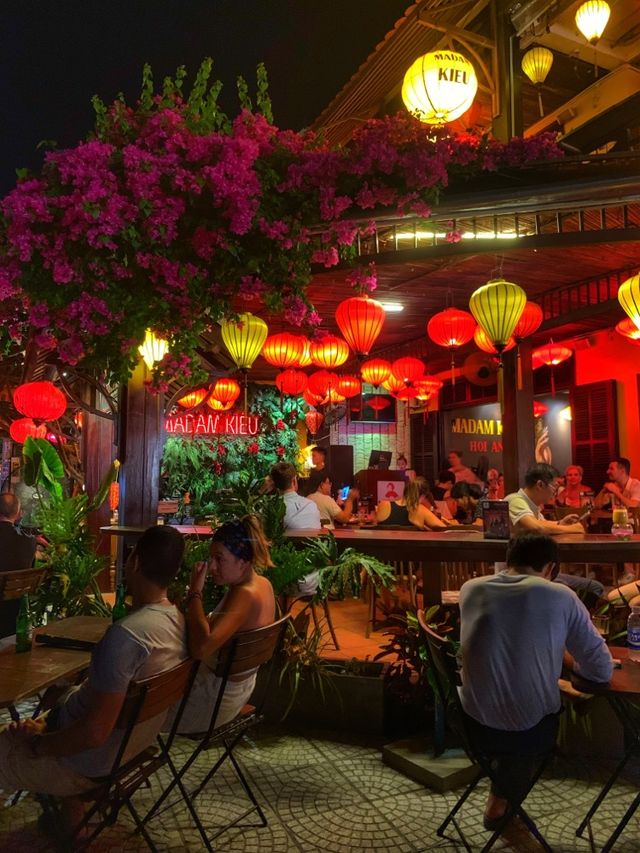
left=1, top=719, right=640, bottom=852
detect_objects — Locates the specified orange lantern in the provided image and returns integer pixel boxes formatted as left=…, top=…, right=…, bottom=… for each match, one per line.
left=616, top=317, right=640, bottom=343
left=308, top=370, right=336, bottom=397
left=414, top=377, right=443, bottom=400
left=391, top=357, right=424, bottom=386
left=303, top=387, right=324, bottom=406
left=297, top=337, right=313, bottom=367
left=177, top=388, right=207, bottom=408
left=262, top=333, right=305, bottom=368
left=210, top=378, right=241, bottom=405
left=382, top=374, right=406, bottom=395
left=13, top=381, right=67, bottom=421
left=325, top=388, right=346, bottom=403
left=275, top=370, right=308, bottom=396
left=533, top=400, right=549, bottom=418
left=396, top=386, right=419, bottom=401
left=360, top=358, right=391, bottom=387
left=336, top=375, right=361, bottom=398
left=514, top=301, right=543, bottom=340
left=10, top=418, right=47, bottom=444
left=305, top=410, right=324, bottom=435
left=427, top=308, right=476, bottom=385
left=474, top=325, right=516, bottom=355
left=335, top=295, right=385, bottom=356
left=309, top=335, right=350, bottom=369
left=532, top=341, right=573, bottom=395
left=206, top=398, right=234, bottom=412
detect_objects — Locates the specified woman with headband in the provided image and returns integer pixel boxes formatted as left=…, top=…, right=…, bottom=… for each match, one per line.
left=174, top=515, right=275, bottom=733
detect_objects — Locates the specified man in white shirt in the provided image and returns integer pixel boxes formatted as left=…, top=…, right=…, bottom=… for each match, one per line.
left=460, top=533, right=613, bottom=830
left=307, top=475, right=359, bottom=528
left=594, top=457, right=640, bottom=510
left=448, top=450, right=482, bottom=485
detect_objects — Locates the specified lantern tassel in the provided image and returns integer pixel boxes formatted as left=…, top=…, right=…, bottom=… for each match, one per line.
left=243, top=371, right=249, bottom=413
left=498, top=363, right=505, bottom=417
left=550, top=366, right=556, bottom=397
left=450, top=351, right=456, bottom=387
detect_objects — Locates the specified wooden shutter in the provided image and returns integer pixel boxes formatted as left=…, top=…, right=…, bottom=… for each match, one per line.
left=410, top=412, right=437, bottom=483
left=571, top=380, right=618, bottom=494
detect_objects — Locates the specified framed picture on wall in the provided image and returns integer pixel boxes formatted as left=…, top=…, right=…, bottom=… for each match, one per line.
left=350, top=393, right=397, bottom=423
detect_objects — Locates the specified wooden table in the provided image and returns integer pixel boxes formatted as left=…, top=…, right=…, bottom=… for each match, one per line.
left=573, top=647, right=640, bottom=852
left=0, top=616, right=110, bottom=710
left=100, top=524, right=212, bottom=539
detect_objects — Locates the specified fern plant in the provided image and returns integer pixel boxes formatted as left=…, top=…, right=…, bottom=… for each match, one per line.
left=303, top=533, right=395, bottom=599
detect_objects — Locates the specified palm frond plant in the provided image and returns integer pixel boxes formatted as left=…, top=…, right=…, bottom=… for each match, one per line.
left=303, top=532, right=395, bottom=599
left=277, top=618, right=342, bottom=720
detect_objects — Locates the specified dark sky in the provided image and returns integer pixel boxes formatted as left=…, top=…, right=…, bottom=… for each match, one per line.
left=1, top=1, right=409, bottom=196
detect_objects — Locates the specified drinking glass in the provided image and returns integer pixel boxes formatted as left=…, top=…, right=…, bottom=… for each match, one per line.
left=591, top=614, right=610, bottom=640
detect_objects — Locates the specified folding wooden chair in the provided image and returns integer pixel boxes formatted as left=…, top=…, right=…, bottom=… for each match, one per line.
left=40, top=658, right=198, bottom=852
left=416, top=610, right=554, bottom=853
left=0, top=566, right=45, bottom=601
left=141, top=613, right=290, bottom=851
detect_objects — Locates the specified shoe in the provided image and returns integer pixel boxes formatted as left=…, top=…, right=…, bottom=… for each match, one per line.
left=483, top=812, right=508, bottom=832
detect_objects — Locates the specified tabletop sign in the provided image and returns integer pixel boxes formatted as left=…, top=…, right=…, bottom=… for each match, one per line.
left=165, top=412, right=261, bottom=436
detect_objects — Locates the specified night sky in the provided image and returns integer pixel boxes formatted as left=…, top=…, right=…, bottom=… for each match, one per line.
left=1, top=1, right=409, bottom=196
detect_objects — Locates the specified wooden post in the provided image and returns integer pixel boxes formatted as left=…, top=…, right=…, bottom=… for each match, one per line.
left=119, top=362, right=164, bottom=528
left=502, top=341, right=534, bottom=494
left=491, top=0, right=522, bottom=141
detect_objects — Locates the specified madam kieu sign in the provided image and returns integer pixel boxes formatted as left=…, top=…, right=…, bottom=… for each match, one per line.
left=165, top=412, right=261, bottom=436
left=441, top=402, right=503, bottom=467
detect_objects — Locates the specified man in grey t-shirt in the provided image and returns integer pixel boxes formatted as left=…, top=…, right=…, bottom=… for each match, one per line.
left=460, top=533, right=612, bottom=830
left=0, top=525, right=188, bottom=831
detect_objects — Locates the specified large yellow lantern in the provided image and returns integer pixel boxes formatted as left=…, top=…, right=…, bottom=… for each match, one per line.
left=402, top=50, right=478, bottom=125
left=575, top=0, right=610, bottom=43
left=618, top=274, right=640, bottom=332
left=220, top=312, right=268, bottom=370
left=469, top=279, right=527, bottom=352
left=521, top=47, right=553, bottom=85
left=138, top=329, right=169, bottom=370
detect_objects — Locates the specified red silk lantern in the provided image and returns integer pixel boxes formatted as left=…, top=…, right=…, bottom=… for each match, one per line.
left=297, top=337, right=313, bottom=367
left=309, top=335, right=349, bottom=369
left=210, top=378, right=241, bottom=405
left=262, top=333, right=305, bottom=368
left=474, top=325, right=516, bottom=355
left=396, top=386, right=419, bottom=401
left=616, top=317, right=640, bottom=343
left=207, top=399, right=234, bottom=412
left=391, top=357, right=424, bottom=386
left=308, top=370, right=336, bottom=397
left=336, top=375, right=361, bottom=398
left=326, top=388, right=346, bottom=403
left=177, top=388, right=207, bottom=408
left=10, top=418, right=47, bottom=444
left=414, top=377, right=443, bottom=400
left=335, top=295, right=385, bottom=356
left=303, top=387, right=324, bottom=406
left=514, top=301, right=543, bottom=340
left=367, top=395, right=391, bottom=420
left=427, top=308, right=475, bottom=385
left=532, top=341, right=573, bottom=395
left=275, top=370, right=308, bottom=396
left=13, top=381, right=66, bottom=421
left=305, top=410, right=324, bottom=435
left=533, top=400, right=548, bottom=418
left=360, top=358, right=391, bottom=387
left=382, top=374, right=406, bottom=395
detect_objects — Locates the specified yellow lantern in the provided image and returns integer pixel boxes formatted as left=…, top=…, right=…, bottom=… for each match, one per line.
left=469, top=279, right=526, bottom=356
left=575, top=0, right=610, bottom=43
left=618, top=274, right=640, bottom=332
left=402, top=50, right=478, bottom=125
left=220, top=312, right=268, bottom=370
left=138, top=329, right=169, bottom=370
left=521, top=47, right=553, bottom=85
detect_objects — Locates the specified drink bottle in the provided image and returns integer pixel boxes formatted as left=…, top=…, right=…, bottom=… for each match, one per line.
left=627, top=606, right=640, bottom=662
left=15, top=594, right=33, bottom=653
left=111, top=583, right=128, bottom=622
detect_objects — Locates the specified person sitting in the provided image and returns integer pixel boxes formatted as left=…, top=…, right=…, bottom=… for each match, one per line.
left=459, top=533, right=613, bottom=830
left=0, top=525, right=188, bottom=831
left=396, top=453, right=408, bottom=472
left=0, top=493, right=37, bottom=571
left=556, top=465, right=592, bottom=508
left=309, top=445, right=327, bottom=477
left=307, top=475, right=359, bottom=528
left=448, top=450, right=482, bottom=485
left=451, top=482, right=483, bottom=527
left=375, top=478, right=448, bottom=530
left=176, top=516, right=276, bottom=734
left=593, top=457, right=640, bottom=510
left=486, top=468, right=502, bottom=500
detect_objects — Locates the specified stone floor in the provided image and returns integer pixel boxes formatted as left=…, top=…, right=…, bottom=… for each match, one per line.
left=2, top=723, right=640, bottom=852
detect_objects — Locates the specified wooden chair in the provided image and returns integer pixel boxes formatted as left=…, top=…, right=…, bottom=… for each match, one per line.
left=41, top=658, right=198, bottom=852
left=141, top=614, right=290, bottom=852
left=0, top=566, right=44, bottom=601
left=288, top=593, right=340, bottom=649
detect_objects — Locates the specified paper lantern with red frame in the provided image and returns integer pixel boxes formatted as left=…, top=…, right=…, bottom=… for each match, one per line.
left=336, top=375, right=361, bottom=398
left=307, top=370, right=336, bottom=397
left=209, top=378, right=241, bottom=406
left=13, top=381, right=66, bottom=422
left=427, top=308, right=476, bottom=385
left=309, top=335, right=349, bottom=369
left=474, top=325, right=516, bottom=355
left=303, top=387, right=324, bottom=406
left=514, top=302, right=543, bottom=340
left=391, top=357, right=424, bottom=386
left=275, top=370, right=308, bottom=396
left=335, top=295, right=385, bottom=356
left=305, top=410, right=324, bottom=435
left=206, top=399, right=234, bottom=412
left=297, top=337, right=313, bottom=367
left=177, top=388, right=208, bottom=408
left=367, top=395, right=391, bottom=420
left=10, top=418, right=47, bottom=444
left=262, top=333, right=305, bottom=368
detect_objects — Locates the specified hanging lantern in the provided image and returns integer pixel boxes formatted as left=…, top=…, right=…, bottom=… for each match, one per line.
left=221, top=313, right=268, bottom=370
left=618, top=274, right=640, bottom=332
left=532, top=341, right=573, bottom=396
left=307, top=370, right=337, bottom=398
left=305, top=409, right=324, bottom=436
left=138, top=329, right=169, bottom=370
left=514, top=301, right=544, bottom=340
left=414, top=377, right=443, bottom=400
left=177, top=388, right=208, bottom=409
left=210, top=378, right=241, bottom=406
left=325, top=388, right=346, bottom=403
left=336, top=375, right=361, bottom=398
left=206, top=398, right=234, bottom=412
left=391, top=357, right=424, bottom=386
left=575, top=0, right=610, bottom=43
left=474, top=325, right=516, bottom=355
left=521, top=46, right=554, bottom=117
left=10, top=418, right=47, bottom=444
left=275, top=369, right=308, bottom=396
left=335, top=295, right=385, bottom=356
left=309, top=335, right=350, bottom=369
left=469, top=279, right=526, bottom=354
left=262, top=333, right=305, bottom=369
left=396, top=386, right=419, bottom=401
left=360, top=358, right=392, bottom=387
left=382, top=374, right=406, bottom=395
left=533, top=400, right=549, bottom=418
left=303, top=387, right=324, bottom=406
left=13, top=381, right=67, bottom=422
left=367, top=395, right=391, bottom=420
left=402, top=51, right=478, bottom=125
left=427, top=307, right=476, bottom=385
left=616, top=317, right=640, bottom=343
left=297, top=337, right=313, bottom=367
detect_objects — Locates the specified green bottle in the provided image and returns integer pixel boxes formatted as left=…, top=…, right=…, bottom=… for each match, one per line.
left=112, top=584, right=128, bottom=623
left=15, top=594, right=33, bottom=653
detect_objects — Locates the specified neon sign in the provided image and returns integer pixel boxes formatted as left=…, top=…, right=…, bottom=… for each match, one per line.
left=165, top=412, right=260, bottom=436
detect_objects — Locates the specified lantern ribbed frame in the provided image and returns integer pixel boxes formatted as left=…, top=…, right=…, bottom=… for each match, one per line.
left=396, top=386, right=419, bottom=401
left=309, top=335, right=350, bottom=369
left=336, top=375, right=361, bottom=398
left=308, top=370, right=336, bottom=397
left=13, top=381, right=67, bottom=421
left=297, top=338, right=313, bottom=367
left=402, top=51, right=478, bottom=124
left=221, top=313, right=268, bottom=370
left=474, top=325, right=516, bottom=355
left=335, top=296, right=385, bottom=356
left=514, top=301, right=544, bottom=340
left=10, top=418, right=47, bottom=444
left=262, top=333, right=305, bottom=368
left=618, top=274, right=640, bottom=332
left=427, top=308, right=476, bottom=349
left=360, top=358, right=391, bottom=387
left=303, top=387, right=324, bottom=406
left=210, top=378, right=241, bottom=405
left=414, top=377, right=443, bottom=401
left=616, top=317, right=640, bottom=342
left=521, top=47, right=553, bottom=85
left=469, top=279, right=527, bottom=349
left=138, top=329, right=169, bottom=369
left=206, top=398, right=234, bottom=412
left=304, top=410, right=324, bottom=435
left=391, top=356, right=425, bottom=386
left=575, top=0, right=610, bottom=43
left=275, top=369, right=308, bottom=396
left=382, top=375, right=406, bottom=394
left=177, top=388, right=208, bottom=408
left=532, top=342, right=573, bottom=367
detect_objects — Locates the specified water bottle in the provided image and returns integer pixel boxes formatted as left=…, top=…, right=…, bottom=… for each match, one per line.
left=15, top=594, right=33, bottom=653
left=627, top=606, right=640, bottom=662
left=111, top=583, right=128, bottom=623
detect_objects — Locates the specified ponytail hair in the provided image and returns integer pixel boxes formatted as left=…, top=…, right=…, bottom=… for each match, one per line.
left=242, top=513, right=274, bottom=569
left=212, top=514, right=274, bottom=570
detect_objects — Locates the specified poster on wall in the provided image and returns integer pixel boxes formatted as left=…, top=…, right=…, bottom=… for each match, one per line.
left=377, top=480, right=405, bottom=503
left=440, top=402, right=503, bottom=473
left=533, top=392, right=572, bottom=475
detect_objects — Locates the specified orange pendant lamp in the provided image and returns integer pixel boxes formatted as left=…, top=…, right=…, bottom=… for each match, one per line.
left=382, top=374, right=406, bottom=395
left=177, top=388, right=208, bottom=408
left=335, top=295, right=385, bottom=356
left=206, top=398, right=234, bottom=412
left=10, top=418, right=47, bottom=444
left=309, top=335, right=350, bottom=369
left=427, top=308, right=476, bottom=385
left=616, top=317, right=640, bottom=344
left=360, top=358, right=391, bottom=388
left=474, top=325, right=516, bottom=355
left=391, top=356, right=425, bottom=386
left=336, top=375, right=361, bottom=398
left=297, top=337, right=313, bottom=367
left=13, top=381, right=67, bottom=422
left=262, top=333, right=305, bottom=369
left=303, top=387, right=324, bottom=406
left=275, top=369, right=308, bottom=396
left=307, top=370, right=337, bottom=398
left=305, top=409, right=324, bottom=435
left=209, top=377, right=241, bottom=406
left=532, top=340, right=573, bottom=395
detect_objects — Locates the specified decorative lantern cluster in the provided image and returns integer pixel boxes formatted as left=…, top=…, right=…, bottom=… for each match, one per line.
left=310, top=335, right=350, bottom=369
